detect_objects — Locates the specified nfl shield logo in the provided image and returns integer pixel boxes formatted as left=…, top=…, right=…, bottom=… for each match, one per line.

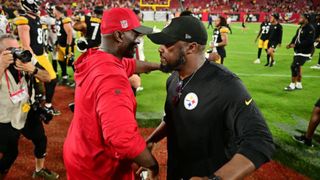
left=120, top=20, right=128, bottom=29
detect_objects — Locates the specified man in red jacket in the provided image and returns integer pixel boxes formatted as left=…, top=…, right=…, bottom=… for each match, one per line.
left=63, top=8, right=160, bottom=180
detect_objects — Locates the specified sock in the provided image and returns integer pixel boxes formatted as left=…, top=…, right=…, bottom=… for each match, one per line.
left=45, top=103, right=52, bottom=108
left=35, top=167, right=42, bottom=172
left=257, top=48, right=262, bottom=59
left=266, top=54, right=270, bottom=64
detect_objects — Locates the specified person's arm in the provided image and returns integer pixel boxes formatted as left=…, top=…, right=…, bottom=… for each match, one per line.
left=146, top=121, right=167, bottom=148
left=135, top=60, right=160, bottom=74
left=278, top=25, right=283, bottom=46
left=219, top=32, right=228, bottom=47
left=213, top=79, right=275, bottom=179
left=73, top=21, right=86, bottom=32
left=64, top=22, right=73, bottom=46
left=14, top=60, right=51, bottom=82
left=287, top=28, right=298, bottom=49
left=96, top=72, right=159, bottom=175
left=255, top=25, right=262, bottom=42
left=192, top=78, right=275, bottom=180
left=297, top=26, right=315, bottom=47
left=17, top=24, right=35, bottom=54
left=0, top=50, right=14, bottom=83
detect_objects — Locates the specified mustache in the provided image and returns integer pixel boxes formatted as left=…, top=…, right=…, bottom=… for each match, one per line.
left=160, top=51, right=186, bottom=73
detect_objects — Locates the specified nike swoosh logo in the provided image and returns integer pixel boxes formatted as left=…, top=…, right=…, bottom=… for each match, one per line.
left=245, top=98, right=253, bottom=106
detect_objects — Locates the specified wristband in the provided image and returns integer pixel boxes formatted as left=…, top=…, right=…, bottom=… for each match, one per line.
left=214, top=43, right=219, bottom=47
left=32, top=67, right=38, bottom=75
left=65, top=44, right=70, bottom=56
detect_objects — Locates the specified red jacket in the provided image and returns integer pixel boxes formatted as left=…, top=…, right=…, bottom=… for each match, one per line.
left=63, top=49, right=146, bottom=180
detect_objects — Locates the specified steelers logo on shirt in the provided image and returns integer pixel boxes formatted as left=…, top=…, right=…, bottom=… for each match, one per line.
left=184, top=92, right=198, bottom=110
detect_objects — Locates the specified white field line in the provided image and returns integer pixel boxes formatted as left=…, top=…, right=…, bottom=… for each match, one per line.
left=236, top=73, right=320, bottom=78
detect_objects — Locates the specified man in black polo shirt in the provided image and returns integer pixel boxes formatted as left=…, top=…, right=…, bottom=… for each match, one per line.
left=146, top=16, right=275, bottom=179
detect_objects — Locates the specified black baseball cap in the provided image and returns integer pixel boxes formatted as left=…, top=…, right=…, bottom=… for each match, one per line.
left=302, top=13, right=311, bottom=22
left=147, top=16, right=208, bottom=45
left=272, top=13, right=280, bottom=20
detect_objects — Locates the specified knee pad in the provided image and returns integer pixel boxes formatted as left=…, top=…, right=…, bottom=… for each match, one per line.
left=33, top=135, right=47, bottom=159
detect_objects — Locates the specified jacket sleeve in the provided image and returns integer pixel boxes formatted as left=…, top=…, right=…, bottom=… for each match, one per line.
left=95, top=73, right=146, bottom=160
left=222, top=77, right=275, bottom=168
left=290, top=28, right=299, bottom=45
left=278, top=25, right=283, bottom=44
left=296, top=26, right=315, bottom=47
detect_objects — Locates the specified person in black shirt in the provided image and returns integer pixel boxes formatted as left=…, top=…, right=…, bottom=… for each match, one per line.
left=293, top=98, right=320, bottom=147
left=73, top=6, right=103, bottom=51
left=209, top=16, right=229, bottom=64
left=310, top=14, right=320, bottom=70
left=254, top=16, right=271, bottom=64
left=285, top=14, right=315, bottom=91
left=266, top=13, right=283, bottom=67
left=146, top=16, right=275, bottom=180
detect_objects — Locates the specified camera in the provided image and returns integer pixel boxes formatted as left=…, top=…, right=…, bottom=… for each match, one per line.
left=32, top=98, right=53, bottom=124
left=8, top=47, right=32, bottom=63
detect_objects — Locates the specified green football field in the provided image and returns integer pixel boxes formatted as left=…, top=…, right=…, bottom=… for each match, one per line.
left=133, top=22, right=320, bottom=179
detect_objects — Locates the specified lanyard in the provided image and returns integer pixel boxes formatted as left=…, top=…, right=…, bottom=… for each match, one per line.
left=5, top=69, right=22, bottom=96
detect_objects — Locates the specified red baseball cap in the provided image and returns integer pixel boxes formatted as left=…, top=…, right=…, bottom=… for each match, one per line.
left=101, top=8, right=153, bottom=35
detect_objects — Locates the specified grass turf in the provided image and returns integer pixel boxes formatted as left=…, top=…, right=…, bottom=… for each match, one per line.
left=134, top=21, right=320, bottom=179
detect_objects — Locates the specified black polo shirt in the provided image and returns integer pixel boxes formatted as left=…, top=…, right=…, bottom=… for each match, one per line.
left=163, top=61, right=275, bottom=179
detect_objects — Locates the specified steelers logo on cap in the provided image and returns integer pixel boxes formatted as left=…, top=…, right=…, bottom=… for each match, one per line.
left=184, top=92, right=198, bottom=110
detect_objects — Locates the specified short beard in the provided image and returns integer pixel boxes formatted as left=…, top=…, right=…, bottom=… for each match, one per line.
left=160, top=50, right=186, bottom=73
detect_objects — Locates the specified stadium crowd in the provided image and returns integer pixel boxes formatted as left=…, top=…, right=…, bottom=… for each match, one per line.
left=0, top=0, right=319, bottom=179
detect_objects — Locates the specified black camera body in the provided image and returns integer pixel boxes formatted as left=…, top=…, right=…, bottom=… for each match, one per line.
left=9, top=48, right=32, bottom=63
left=32, top=99, right=53, bottom=124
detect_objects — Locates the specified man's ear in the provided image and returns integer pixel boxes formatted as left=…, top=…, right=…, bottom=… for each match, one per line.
left=185, top=42, right=197, bottom=54
left=113, top=31, right=124, bottom=43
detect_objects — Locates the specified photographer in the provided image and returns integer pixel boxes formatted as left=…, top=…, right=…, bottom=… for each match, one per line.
left=0, top=34, right=52, bottom=179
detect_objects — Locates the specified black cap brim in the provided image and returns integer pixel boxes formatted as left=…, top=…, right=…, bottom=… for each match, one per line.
left=134, top=25, right=153, bottom=35
left=147, top=32, right=179, bottom=45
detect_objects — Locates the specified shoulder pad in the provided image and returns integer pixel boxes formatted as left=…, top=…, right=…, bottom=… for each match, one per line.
left=62, top=17, right=72, bottom=24
left=90, top=17, right=101, bottom=23
left=14, top=16, right=28, bottom=26
left=220, top=27, right=229, bottom=33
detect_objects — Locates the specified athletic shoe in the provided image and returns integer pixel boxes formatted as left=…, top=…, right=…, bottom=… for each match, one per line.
left=32, top=168, right=59, bottom=180
left=284, top=83, right=296, bottom=91
left=310, top=64, right=320, bottom=70
left=136, top=87, right=144, bottom=92
left=295, top=83, right=303, bottom=90
left=254, top=59, right=261, bottom=64
left=45, top=106, right=61, bottom=116
left=264, top=62, right=269, bottom=66
left=60, top=78, right=69, bottom=86
left=292, top=135, right=313, bottom=147
left=269, top=60, right=275, bottom=67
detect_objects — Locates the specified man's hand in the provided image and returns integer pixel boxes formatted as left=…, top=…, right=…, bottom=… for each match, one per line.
left=286, top=44, right=294, bottom=49
left=0, top=50, right=14, bottom=71
left=14, top=60, right=36, bottom=74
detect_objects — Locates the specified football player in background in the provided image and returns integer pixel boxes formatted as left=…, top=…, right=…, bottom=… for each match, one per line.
left=254, top=16, right=271, bottom=64
left=209, top=15, right=229, bottom=64
left=265, top=13, right=283, bottom=67
left=53, top=5, right=73, bottom=85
